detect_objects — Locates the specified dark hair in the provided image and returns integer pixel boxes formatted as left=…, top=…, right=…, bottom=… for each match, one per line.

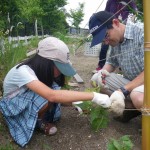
left=16, top=54, right=65, bottom=87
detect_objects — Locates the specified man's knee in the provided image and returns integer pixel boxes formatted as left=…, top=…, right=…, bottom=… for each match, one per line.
left=130, top=91, right=143, bottom=109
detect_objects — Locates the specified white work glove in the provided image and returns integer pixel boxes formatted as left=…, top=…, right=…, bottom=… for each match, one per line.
left=90, top=73, right=99, bottom=87
left=90, top=69, right=109, bottom=88
left=72, top=101, right=83, bottom=114
left=97, top=69, right=110, bottom=88
left=110, top=91, right=125, bottom=116
left=92, top=92, right=111, bottom=108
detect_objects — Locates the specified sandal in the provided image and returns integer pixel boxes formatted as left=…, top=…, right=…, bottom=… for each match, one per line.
left=39, top=122, right=57, bottom=135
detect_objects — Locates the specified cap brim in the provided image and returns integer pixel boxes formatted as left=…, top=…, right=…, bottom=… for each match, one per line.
left=54, top=61, right=76, bottom=76
left=90, top=27, right=107, bottom=47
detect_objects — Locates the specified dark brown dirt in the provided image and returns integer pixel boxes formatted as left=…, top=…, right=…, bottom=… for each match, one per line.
left=0, top=45, right=141, bottom=150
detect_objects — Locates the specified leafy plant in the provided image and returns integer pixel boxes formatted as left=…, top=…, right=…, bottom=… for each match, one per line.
left=107, top=135, right=134, bottom=150
left=74, top=34, right=92, bottom=52
left=76, top=87, right=109, bottom=132
left=90, top=106, right=109, bottom=131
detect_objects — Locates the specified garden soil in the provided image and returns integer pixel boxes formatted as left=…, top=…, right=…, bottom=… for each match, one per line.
left=0, top=45, right=141, bottom=150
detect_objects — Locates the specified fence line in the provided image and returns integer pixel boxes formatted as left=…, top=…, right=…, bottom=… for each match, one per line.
left=0, top=35, right=49, bottom=54
left=8, top=34, right=49, bottom=43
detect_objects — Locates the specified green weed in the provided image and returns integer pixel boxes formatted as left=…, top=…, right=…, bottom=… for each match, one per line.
left=0, top=144, right=15, bottom=150
left=107, top=135, right=134, bottom=150
left=76, top=87, right=109, bottom=132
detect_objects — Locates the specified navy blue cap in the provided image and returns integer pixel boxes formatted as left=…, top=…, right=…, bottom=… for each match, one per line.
left=89, top=11, right=115, bottom=47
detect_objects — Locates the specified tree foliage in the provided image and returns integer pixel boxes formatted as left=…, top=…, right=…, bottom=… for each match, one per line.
left=0, top=0, right=20, bottom=33
left=40, top=0, right=68, bottom=34
left=68, top=2, right=85, bottom=28
left=0, top=0, right=68, bottom=36
left=17, top=0, right=44, bottom=22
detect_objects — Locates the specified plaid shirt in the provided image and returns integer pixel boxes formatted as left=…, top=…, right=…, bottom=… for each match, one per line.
left=106, top=21, right=144, bottom=80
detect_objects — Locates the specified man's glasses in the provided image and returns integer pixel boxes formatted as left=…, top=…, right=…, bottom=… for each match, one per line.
left=104, top=31, right=109, bottom=40
left=102, top=31, right=109, bottom=43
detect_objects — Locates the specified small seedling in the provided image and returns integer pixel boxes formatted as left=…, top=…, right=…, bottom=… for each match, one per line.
left=107, top=135, right=134, bottom=150
left=76, top=86, right=109, bottom=132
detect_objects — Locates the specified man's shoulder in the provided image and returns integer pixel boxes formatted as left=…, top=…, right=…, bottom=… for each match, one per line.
left=127, top=20, right=143, bottom=29
left=134, top=21, right=144, bottom=29
left=125, top=21, right=144, bottom=38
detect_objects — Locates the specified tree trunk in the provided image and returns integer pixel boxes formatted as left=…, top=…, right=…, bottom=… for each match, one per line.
left=35, top=19, right=38, bottom=37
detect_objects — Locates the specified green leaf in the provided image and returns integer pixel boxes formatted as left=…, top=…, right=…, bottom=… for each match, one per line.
left=107, top=136, right=133, bottom=150
left=76, top=101, right=92, bottom=114
left=75, top=87, right=109, bottom=131
left=107, top=141, right=117, bottom=150
left=90, top=106, right=109, bottom=131
left=120, top=135, right=134, bottom=150
left=85, top=87, right=100, bottom=93
left=90, top=107, right=101, bottom=121
left=113, top=140, right=122, bottom=149
left=120, top=135, right=130, bottom=141
left=91, top=118, right=102, bottom=131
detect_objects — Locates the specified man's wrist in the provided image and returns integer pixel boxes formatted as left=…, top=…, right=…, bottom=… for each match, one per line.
left=119, top=87, right=130, bottom=98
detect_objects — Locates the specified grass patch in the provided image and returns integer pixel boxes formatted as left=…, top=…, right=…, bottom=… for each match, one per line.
left=0, top=144, right=15, bottom=150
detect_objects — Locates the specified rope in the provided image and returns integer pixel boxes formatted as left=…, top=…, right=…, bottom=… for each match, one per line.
left=109, top=107, right=150, bottom=115
left=141, top=107, right=150, bottom=115
left=83, top=0, right=105, bottom=29
left=118, top=107, right=150, bottom=116
left=95, top=0, right=106, bottom=13
left=144, top=42, right=150, bottom=48
left=97, top=44, right=143, bottom=63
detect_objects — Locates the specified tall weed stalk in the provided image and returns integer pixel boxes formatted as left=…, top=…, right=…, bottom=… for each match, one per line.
left=0, top=37, right=39, bottom=94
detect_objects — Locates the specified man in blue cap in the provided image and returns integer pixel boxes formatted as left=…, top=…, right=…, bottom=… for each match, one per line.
left=89, top=11, right=143, bottom=122
left=93, top=0, right=138, bottom=72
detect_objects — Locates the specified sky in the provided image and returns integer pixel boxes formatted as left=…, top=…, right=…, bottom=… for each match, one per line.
left=65, top=0, right=107, bottom=29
